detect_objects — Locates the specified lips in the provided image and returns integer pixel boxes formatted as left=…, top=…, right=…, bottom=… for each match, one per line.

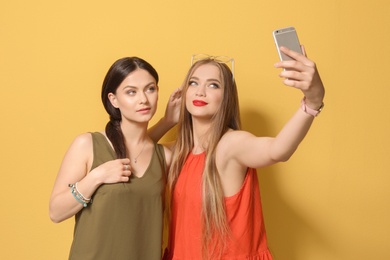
left=193, top=100, right=207, bottom=106
left=137, top=107, right=151, bottom=113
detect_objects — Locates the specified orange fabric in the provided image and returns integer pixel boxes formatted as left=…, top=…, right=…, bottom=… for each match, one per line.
left=166, top=152, right=273, bottom=260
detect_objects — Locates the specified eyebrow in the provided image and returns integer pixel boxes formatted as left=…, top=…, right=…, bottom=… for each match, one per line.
left=121, top=81, right=156, bottom=90
left=190, top=76, right=221, bottom=83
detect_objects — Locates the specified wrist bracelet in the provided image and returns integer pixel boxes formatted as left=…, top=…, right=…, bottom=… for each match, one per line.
left=75, top=182, right=91, bottom=201
left=300, top=97, right=324, bottom=117
left=69, top=183, right=92, bottom=207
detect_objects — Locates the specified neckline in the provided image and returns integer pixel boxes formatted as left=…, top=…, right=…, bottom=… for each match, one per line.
left=190, top=151, right=206, bottom=156
left=95, top=132, right=155, bottom=179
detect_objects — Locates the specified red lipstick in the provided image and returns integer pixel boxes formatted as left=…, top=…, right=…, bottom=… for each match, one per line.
left=193, top=100, right=207, bottom=106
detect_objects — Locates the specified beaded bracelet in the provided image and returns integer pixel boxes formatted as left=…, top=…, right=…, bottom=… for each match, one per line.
left=75, top=182, right=91, bottom=201
left=69, top=183, right=92, bottom=207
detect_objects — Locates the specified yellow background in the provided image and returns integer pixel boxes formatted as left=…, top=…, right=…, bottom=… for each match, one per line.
left=1, top=0, right=389, bottom=259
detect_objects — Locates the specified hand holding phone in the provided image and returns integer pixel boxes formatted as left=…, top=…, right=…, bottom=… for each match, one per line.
left=272, top=27, right=325, bottom=108
left=273, top=27, right=303, bottom=61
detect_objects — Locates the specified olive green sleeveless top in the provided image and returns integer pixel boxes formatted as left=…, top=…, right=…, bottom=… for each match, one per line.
left=69, top=132, right=167, bottom=260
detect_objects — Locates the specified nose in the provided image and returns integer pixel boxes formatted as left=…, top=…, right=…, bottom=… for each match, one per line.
left=195, top=85, right=206, bottom=97
left=139, top=92, right=148, bottom=104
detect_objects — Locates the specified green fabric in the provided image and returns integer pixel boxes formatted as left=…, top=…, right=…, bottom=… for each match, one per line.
left=69, top=132, right=166, bottom=260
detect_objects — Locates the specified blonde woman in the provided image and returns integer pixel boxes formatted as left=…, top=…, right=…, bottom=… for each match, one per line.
left=152, top=46, right=325, bottom=259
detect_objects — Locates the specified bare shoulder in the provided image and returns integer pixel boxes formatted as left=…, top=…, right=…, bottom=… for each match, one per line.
left=161, top=140, right=176, bottom=152
left=218, top=130, right=255, bottom=150
left=217, top=129, right=270, bottom=167
left=61, top=133, right=95, bottom=163
left=216, top=130, right=249, bottom=161
left=70, top=132, right=94, bottom=148
left=56, top=132, right=95, bottom=182
left=160, top=144, right=173, bottom=168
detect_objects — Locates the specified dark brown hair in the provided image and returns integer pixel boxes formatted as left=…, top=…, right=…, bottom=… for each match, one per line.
left=101, top=57, right=158, bottom=158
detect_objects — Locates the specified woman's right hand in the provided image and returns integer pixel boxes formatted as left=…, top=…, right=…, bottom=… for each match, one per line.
left=90, top=158, right=132, bottom=184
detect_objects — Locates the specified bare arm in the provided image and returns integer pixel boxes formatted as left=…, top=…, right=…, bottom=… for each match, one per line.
left=49, top=133, right=131, bottom=223
left=148, top=88, right=182, bottom=143
left=221, top=46, right=325, bottom=169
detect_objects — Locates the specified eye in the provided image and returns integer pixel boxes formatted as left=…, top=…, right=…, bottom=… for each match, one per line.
left=209, top=82, right=220, bottom=89
left=146, top=85, right=157, bottom=93
left=126, top=89, right=136, bottom=95
left=189, top=80, right=198, bottom=87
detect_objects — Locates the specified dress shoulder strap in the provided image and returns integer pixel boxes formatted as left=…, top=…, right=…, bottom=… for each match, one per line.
left=154, top=143, right=167, bottom=176
left=90, top=132, right=116, bottom=170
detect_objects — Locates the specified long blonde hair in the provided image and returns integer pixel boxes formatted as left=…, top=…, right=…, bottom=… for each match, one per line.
left=168, top=59, right=241, bottom=258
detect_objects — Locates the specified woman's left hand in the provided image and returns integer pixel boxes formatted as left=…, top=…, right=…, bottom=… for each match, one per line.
left=274, top=45, right=325, bottom=109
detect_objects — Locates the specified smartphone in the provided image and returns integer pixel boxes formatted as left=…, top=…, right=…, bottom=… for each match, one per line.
left=273, top=27, right=302, bottom=61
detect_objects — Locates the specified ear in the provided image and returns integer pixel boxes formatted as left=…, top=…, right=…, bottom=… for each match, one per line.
left=108, top=93, right=119, bottom=108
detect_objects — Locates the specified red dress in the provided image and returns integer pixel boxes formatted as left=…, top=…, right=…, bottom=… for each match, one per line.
left=166, top=152, right=273, bottom=260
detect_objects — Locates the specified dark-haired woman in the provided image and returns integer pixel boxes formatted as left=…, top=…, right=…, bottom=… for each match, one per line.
left=49, top=57, right=180, bottom=260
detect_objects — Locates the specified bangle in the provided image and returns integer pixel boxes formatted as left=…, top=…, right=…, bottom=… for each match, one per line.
left=68, top=183, right=92, bottom=207
left=300, top=97, right=324, bottom=117
left=75, top=182, right=91, bottom=201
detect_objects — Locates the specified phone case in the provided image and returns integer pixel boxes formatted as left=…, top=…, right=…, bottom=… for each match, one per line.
left=273, top=27, right=302, bottom=61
